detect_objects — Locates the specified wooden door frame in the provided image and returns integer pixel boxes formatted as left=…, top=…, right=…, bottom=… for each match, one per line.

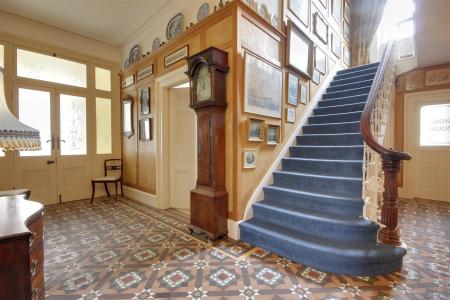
left=401, top=88, right=450, bottom=199
left=154, top=65, right=189, bottom=209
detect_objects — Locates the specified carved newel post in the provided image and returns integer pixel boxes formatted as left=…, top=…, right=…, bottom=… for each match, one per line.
left=378, top=158, right=402, bottom=246
left=186, top=47, right=229, bottom=239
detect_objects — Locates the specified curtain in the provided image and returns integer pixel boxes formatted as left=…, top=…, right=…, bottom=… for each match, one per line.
left=351, top=0, right=387, bottom=66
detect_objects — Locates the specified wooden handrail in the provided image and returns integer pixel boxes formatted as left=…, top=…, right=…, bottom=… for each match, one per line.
left=360, top=38, right=412, bottom=246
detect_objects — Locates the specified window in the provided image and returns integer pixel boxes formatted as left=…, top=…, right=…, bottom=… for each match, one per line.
left=420, top=104, right=450, bottom=146
left=96, top=97, right=112, bottom=154
left=0, top=44, right=4, bottom=68
left=19, top=88, right=52, bottom=157
left=95, top=67, right=111, bottom=91
left=60, top=94, right=87, bottom=155
left=17, top=49, right=87, bottom=88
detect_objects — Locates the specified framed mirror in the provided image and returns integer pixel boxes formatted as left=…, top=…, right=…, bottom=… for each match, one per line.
left=122, top=95, right=134, bottom=138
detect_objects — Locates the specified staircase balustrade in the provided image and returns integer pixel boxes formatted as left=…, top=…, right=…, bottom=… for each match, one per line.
left=360, top=39, right=412, bottom=246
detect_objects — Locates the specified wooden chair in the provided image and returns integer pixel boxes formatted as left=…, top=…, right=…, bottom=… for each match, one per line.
left=91, top=159, right=123, bottom=203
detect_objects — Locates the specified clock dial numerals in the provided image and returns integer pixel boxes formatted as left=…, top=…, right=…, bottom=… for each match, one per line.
left=196, top=65, right=212, bottom=102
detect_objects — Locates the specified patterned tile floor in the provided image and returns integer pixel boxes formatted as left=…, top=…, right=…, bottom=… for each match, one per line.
left=43, top=197, right=450, bottom=299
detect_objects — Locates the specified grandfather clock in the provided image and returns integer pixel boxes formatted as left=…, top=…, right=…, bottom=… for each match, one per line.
left=186, top=47, right=229, bottom=239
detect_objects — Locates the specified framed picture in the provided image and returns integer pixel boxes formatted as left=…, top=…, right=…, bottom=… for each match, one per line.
left=286, top=107, right=296, bottom=123
left=344, top=0, right=350, bottom=22
left=287, top=21, right=313, bottom=78
left=266, top=124, right=280, bottom=145
left=331, top=32, right=341, bottom=58
left=121, top=74, right=134, bottom=89
left=244, top=52, right=283, bottom=118
left=300, top=82, right=309, bottom=104
left=248, top=117, right=265, bottom=141
left=343, top=46, right=350, bottom=66
left=425, top=68, right=450, bottom=86
left=343, top=20, right=350, bottom=41
left=164, top=45, right=189, bottom=67
left=139, top=87, right=150, bottom=114
left=288, top=73, right=299, bottom=106
left=122, top=95, right=134, bottom=138
left=289, top=0, right=310, bottom=27
left=319, top=0, right=327, bottom=9
left=243, top=149, right=257, bottom=169
left=137, top=64, right=153, bottom=81
left=312, top=69, right=321, bottom=84
left=313, top=12, right=328, bottom=44
left=314, top=46, right=327, bottom=75
left=331, top=0, right=342, bottom=24
left=138, top=118, right=152, bottom=141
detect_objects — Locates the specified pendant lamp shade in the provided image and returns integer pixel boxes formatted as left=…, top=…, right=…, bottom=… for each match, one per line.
left=0, top=67, right=41, bottom=151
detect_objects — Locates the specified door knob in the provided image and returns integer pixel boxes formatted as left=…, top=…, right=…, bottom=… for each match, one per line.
left=46, top=160, right=55, bottom=165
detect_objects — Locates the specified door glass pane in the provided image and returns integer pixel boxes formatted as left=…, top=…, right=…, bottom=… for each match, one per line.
left=17, top=49, right=87, bottom=88
left=19, top=88, right=51, bottom=156
left=95, top=67, right=111, bottom=91
left=96, top=97, right=112, bottom=154
left=420, top=104, right=450, bottom=146
left=60, top=94, right=87, bottom=155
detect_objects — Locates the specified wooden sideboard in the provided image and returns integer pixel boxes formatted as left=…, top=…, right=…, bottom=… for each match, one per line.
left=0, top=196, right=45, bottom=300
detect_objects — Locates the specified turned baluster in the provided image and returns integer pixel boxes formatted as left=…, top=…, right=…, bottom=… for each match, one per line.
left=378, top=158, right=402, bottom=246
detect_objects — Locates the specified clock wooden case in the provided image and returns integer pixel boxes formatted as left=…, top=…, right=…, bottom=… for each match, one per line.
left=186, top=47, right=229, bottom=239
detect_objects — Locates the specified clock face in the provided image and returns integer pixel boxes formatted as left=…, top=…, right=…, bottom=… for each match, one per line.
left=196, top=65, right=212, bottom=102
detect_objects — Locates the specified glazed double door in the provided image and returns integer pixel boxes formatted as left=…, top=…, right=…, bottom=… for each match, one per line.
left=13, top=85, right=91, bottom=205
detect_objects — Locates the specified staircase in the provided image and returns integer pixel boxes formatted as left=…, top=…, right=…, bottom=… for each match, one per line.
left=240, top=63, right=406, bottom=276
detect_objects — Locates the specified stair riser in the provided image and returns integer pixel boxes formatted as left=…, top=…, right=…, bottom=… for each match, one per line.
left=327, top=81, right=373, bottom=93
left=253, top=204, right=377, bottom=243
left=317, top=95, right=368, bottom=107
left=309, top=112, right=362, bottom=124
left=334, top=67, right=378, bottom=80
left=336, top=63, right=379, bottom=75
left=331, top=73, right=376, bottom=86
left=273, top=172, right=362, bottom=197
left=263, top=187, right=363, bottom=217
left=314, top=103, right=366, bottom=115
left=290, top=146, right=364, bottom=160
left=303, top=122, right=360, bottom=134
left=297, top=134, right=363, bottom=146
left=239, top=225, right=404, bottom=276
left=281, top=159, right=362, bottom=177
left=323, top=87, right=372, bottom=99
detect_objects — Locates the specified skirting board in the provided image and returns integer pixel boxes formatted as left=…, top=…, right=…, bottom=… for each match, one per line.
left=123, top=185, right=241, bottom=240
left=123, top=186, right=157, bottom=207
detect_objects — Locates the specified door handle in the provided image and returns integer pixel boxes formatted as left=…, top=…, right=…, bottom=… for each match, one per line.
left=46, top=160, right=55, bottom=165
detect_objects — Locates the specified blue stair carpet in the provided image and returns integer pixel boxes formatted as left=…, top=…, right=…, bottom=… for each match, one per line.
left=240, top=63, right=407, bottom=276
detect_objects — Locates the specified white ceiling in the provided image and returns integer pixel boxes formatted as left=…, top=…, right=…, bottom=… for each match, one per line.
left=414, top=0, right=450, bottom=68
left=0, top=0, right=170, bottom=46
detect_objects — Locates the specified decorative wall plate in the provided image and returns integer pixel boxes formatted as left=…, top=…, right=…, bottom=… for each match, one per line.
left=166, top=13, right=184, bottom=40
left=257, top=3, right=269, bottom=19
left=129, top=45, right=141, bottom=65
left=123, top=58, right=130, bottom=69
left=197, top=3, right=210, bottom=22
left=152, top=38, right=161, bottom=50
left=271, top=15, right=278, bottom=28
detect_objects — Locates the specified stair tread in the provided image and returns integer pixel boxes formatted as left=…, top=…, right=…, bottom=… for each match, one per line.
left=333, top=72, right=377, bottom=83
left=315, top=101, right=367, bottom=110
left=254, top=200, right=375, bottom=228
left=329, top=79, right=374, bottom=89
left=338, top=63, right=379, bottom=74
left=300, top=132, right=361, bottom=137
left=305, top=121, right=360, bottom=127
left=291, top=144, right=364, bottom=148
left=241, top=219, right=404, bottom=260
left=264, top=185, right=363, bottom=203
left=337, top=66, right=378, bottom=76
left=309, top=111, right=363, bottom=118
left=319, top=94, right=368, bottom=103
left=273, top=170, right=362, bottom=181
left=283, top=157, right=362, bottom=163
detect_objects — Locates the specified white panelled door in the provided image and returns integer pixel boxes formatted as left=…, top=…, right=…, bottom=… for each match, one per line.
left=168, top=86, right=197, bottom=211
left=405, top=89, right=450, bottom=202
